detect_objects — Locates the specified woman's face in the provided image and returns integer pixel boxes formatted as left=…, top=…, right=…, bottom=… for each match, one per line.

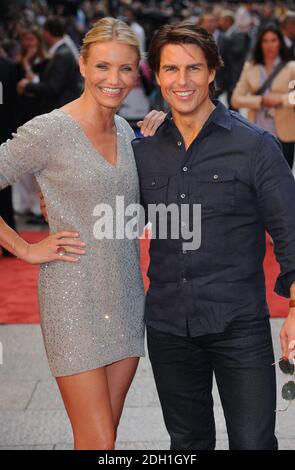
left=22, top=32, right=39, bottom=51
left=261, top=31, right=281, bottom=61
left=80, top=40, right=139, bottom=110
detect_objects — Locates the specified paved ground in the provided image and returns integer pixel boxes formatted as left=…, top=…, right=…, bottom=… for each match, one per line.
left=0, top=319, right=294, bottom=450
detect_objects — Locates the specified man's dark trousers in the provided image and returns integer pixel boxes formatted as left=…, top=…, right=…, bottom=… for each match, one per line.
left=147, top=317, right=278, bottom=450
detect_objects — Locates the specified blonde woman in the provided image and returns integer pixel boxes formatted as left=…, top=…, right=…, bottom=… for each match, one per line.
left=0, top=18, right=164, bottom=450
left=231, top=24, right=295, bottom=168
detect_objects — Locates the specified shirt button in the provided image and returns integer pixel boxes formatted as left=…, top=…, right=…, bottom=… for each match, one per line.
left=177, top=141, right=182, bottom=147
left=151, top=181, right=156, bottom=186
left=180, top=193, right=186, bottom=199
left=182, top=277, right=187, bottom=283
left=213, top=174, right=219, bottom=180
left=183, top=166, right=188, bottom=172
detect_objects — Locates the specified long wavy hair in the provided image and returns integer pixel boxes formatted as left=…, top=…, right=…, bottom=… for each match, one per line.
left=252, top=23, right=289, bottom=65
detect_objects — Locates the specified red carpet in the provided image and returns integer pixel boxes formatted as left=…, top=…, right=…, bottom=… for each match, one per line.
left=0, top=232, right=289, bottom=324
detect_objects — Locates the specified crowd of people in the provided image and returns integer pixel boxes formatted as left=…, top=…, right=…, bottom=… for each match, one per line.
left=0, top=1, right=295, bottom=235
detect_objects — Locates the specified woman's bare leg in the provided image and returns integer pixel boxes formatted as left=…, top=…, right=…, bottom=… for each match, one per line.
left=106, top=357, right=140, bottom=430
left=56, top=357, right=140, bottom=449
left=56, top=367, right=115, bottom=450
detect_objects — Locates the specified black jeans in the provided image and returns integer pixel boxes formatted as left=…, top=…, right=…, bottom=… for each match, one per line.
left=147, top=317, right=278, bottom=450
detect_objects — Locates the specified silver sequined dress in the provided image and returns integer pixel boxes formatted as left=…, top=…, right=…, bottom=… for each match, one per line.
left=0, top=110, right=145, bottom=377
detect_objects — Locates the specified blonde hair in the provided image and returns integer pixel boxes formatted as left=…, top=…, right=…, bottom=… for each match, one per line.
left=80, top=17, right=141, bottom=62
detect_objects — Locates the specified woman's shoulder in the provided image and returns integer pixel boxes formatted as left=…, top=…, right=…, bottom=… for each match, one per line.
left=285, top=60, right=295, bottom=71
left=20, top=109, right=61, bottom=126
left=115, top=114, right=135, bottom=142
left=14, top=110, right=66, bottom=141
left=242, top=60, right=259, bottom=71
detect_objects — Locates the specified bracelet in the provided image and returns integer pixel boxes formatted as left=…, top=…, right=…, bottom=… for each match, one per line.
left=289, top=300, right=295, bottom=308
left=11, top=234, right=29, bottom=258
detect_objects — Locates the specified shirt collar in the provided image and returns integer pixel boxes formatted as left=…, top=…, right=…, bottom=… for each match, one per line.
left=209, top=100, right=232, bottom=130
left=48, top=38, right=66, bottom=57
left=284, top=36, right=293, bottom=48
left=164, top=99, right=232, bottom=132
left=225, top=24, right=236, bottom=37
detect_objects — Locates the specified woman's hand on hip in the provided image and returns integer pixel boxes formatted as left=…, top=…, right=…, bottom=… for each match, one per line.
left=20, top=231, right=86, bottom=264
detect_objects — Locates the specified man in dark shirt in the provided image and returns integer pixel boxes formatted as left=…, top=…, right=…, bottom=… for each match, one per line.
left=281, top=11, right=295, bottom=60
left=217, top=10, right=251, bottom=107
left=133, top=22, right=295, bottom=450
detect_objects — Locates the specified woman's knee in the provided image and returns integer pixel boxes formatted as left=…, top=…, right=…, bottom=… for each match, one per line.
left=74, top=429, right=116, bottom=450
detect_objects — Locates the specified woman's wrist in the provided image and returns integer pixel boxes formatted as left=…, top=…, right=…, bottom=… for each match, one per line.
left=12, top=235, right=30, bottom=260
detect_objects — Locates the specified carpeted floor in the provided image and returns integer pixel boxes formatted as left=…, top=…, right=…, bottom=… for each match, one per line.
left=0, top=231, right=289, bottom=324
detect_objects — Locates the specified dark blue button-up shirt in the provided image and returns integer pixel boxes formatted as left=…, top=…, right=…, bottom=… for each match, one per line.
left=132, top=100, right=295, bottom=337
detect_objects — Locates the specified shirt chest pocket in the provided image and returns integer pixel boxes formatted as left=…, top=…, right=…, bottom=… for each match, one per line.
left=140, top=175, right=169, bottom=205
left=191, top=169, right=236, bottom=214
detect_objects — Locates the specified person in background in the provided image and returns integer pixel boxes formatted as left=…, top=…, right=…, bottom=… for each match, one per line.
left=0, top=50, right=16, bottom=256
left=281, top=11, right=295, bottom=60
left=13, top=27, right=49, bottom=223
left=17, top=17, right=82, bottom=113
left=235, top=1, right=254, bottom=34
left=123, top=5, right=146, bottom=54
left=199, top=11, right=224, bottom=49
left=231, top=24, right=295, bottom=169
left=199, top=11, right=225, bottom=103
left=15, top=27, right=48, bottom=125
left=258, top=2, right=280, bottom=31
left=119, top=6, right=150, bottom=129
left=217, top=10, right=250, bottom=107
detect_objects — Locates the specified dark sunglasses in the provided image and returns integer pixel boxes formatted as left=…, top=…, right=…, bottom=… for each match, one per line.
left=273, top=357, right=295, bottom=412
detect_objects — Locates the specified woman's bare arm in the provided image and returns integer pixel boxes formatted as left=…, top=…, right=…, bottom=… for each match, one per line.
left=0, top=217, right=85, bottom=264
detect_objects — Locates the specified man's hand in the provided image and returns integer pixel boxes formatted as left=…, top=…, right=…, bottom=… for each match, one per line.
left=262, top=93, right=282, bottom=108
left=39, top=192, right=48, bottom=223
left=17, top=78, right=30, bottom=95
left=280, top=282, right=295, bottom=360
left=137, top=110, right=167, bottom=137
left=280, top=312, right=295, bottom=359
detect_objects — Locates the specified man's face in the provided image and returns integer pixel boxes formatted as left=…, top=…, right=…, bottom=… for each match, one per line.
left=43, top=29, right=53, bottom=47
left=201, top=15, right=218, bottom=34
left=219, top=16, right=233, bottom=32
left=156, top=43, right=215, bottom=118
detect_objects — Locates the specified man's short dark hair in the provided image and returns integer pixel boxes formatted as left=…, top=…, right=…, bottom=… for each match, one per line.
left=44, top=17, right=65, bottom=38
left=148, top=21, right=223, bottom=98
